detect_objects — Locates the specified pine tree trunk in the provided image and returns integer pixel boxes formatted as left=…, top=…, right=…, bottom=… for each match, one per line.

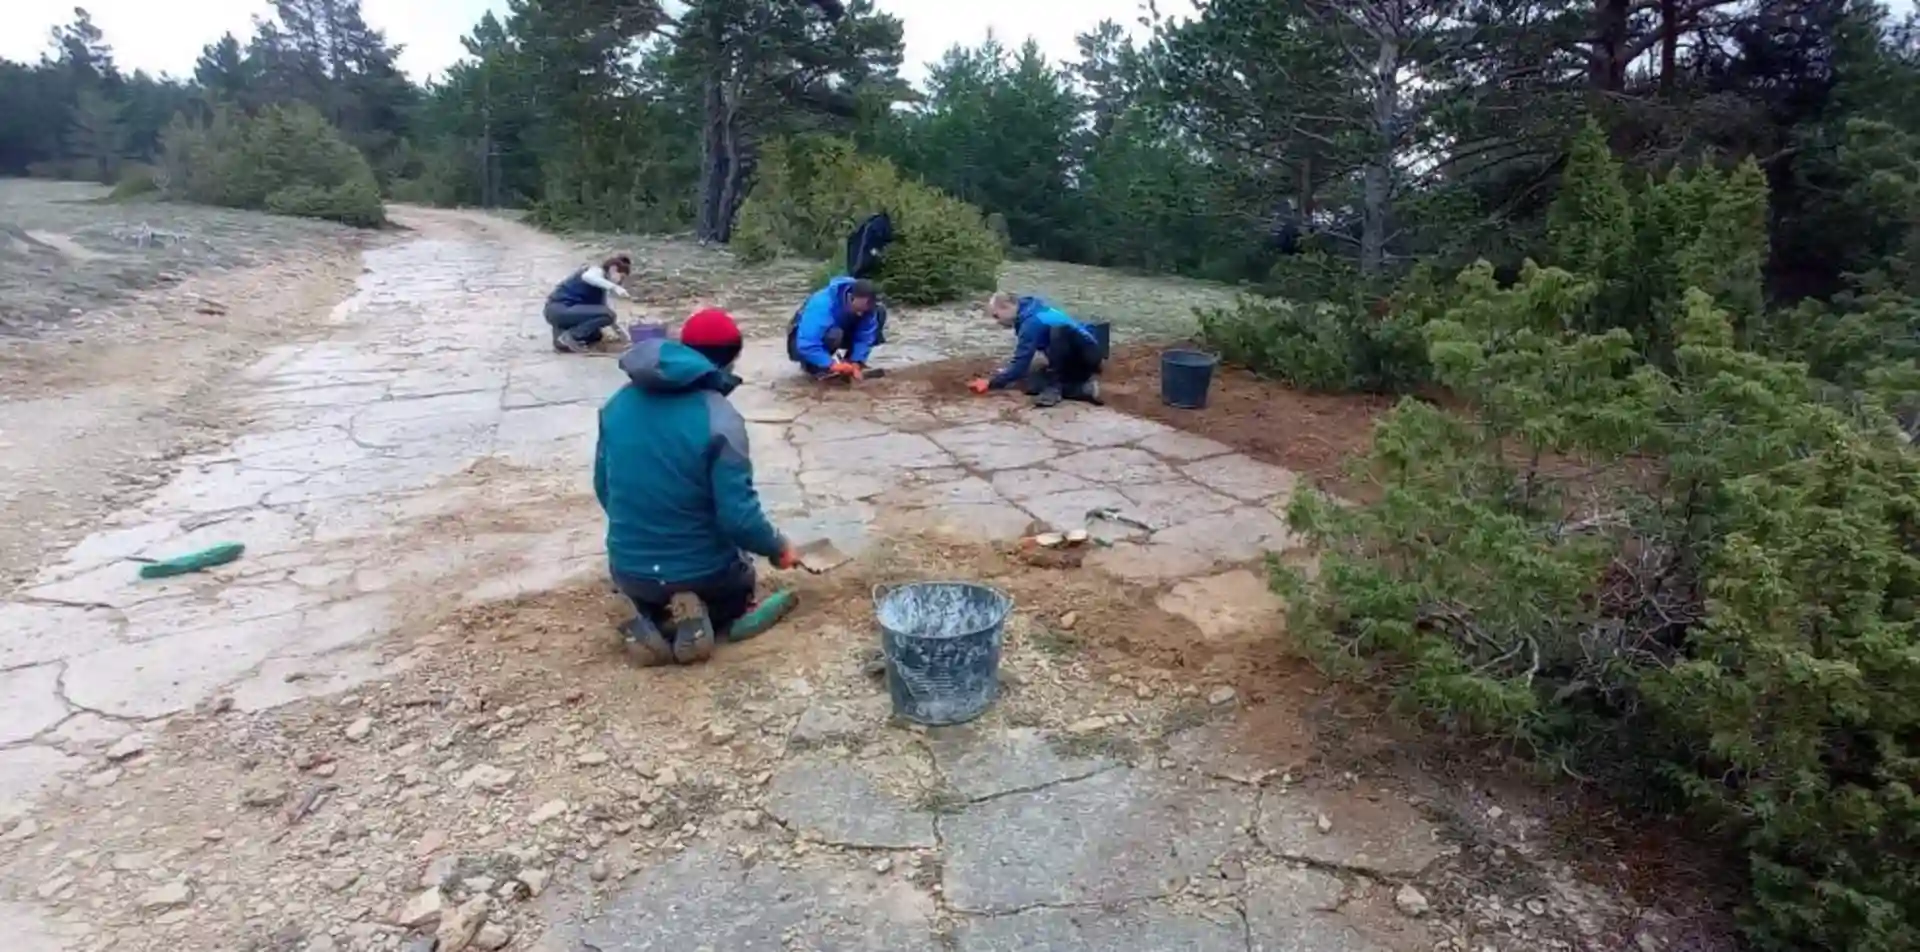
left=1360, top=31, right=1400, bottom=275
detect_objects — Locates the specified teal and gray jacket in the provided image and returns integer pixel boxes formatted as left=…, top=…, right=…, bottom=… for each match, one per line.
left=594, top=339, right=786, bottom=581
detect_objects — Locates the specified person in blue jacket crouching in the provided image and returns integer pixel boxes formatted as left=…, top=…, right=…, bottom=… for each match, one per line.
left=788, top=276, right=888, bottom=381
left=968, top=291, right=1103, bottom=407
left=596, top=308, right=799, bottom=666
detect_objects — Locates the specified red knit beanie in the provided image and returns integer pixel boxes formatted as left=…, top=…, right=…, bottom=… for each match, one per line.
left=679, top=307, right=743, bottom=369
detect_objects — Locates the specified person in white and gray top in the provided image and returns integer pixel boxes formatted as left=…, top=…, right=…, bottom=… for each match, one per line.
left=544, top=253, right=633, bottom=352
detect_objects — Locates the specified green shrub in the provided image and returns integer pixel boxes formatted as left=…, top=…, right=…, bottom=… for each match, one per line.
left=1198, top=252, right=1432, bottom=394
left=158, top=103, right=386, bottom=227
left=733, top=136, right=1002, bottom=305
left=104, top=163, right=160, bottom=201
left=1281, top=260, right=1920, bottom=951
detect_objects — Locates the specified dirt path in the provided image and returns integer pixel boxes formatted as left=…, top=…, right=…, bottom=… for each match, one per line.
left=0, top=207, right=1695, bottom=952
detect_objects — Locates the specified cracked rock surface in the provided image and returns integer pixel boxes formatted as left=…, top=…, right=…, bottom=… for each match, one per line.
left=0, top=207, right=1669, bottom=952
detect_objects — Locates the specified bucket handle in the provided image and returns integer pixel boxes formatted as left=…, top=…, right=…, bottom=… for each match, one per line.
left=871, top=582, right=895, bottom=606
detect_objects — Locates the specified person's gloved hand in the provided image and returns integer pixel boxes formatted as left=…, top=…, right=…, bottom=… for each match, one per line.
left=828, top=360, right=858, bottom=378
left=613, top=286, right=632, bottom=299
left=773, top=543, right=799, bottom=570
left=967, top=378, right=990, bottom=395
left=846, top=363, right=864, bottom=381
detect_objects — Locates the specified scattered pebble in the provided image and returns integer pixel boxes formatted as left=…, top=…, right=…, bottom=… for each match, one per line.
left=576, top=749, right=610, bottom=767
left=1315, top=813, right=1333, bottom=834
left=515, top=868, right=550, bottom=898
left=138, top=881, right=192, bottom=911
left=394, top=887, right=445, bottom=928
left=474, top=924, right=512, bottom=951
left=1207, top=686, right=1237, bottom=706
left=871, top=857, right=894, bottom=874
left=344, top=716, right=373, bottom=741
left=1058, top=610, right=1078, bottom=630
left=85, top=767, right=123, bottom=788
left=436, top=895, right=490, bottom=952
left=1394, top=883, right=1431, bottom=918
left=454, top=764, right=517, bottom=792
left=105, top=734, right=150, bottom=762
left=527, top=799, right=568, bottom=825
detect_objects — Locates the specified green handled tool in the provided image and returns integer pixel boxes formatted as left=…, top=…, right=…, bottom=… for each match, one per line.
left=131, top=542, right=246, bottom=579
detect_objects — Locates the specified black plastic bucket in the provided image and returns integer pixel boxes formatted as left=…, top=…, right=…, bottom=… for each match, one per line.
left=1086, top=321, right=1113, bottom=360
left=1160, top=349, right=1219, bottom=410
left=874, top=581, right=1011, bottom=726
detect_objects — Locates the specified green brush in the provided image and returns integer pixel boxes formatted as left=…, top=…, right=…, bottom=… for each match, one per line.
left=133, top=542, right=246, bottom=579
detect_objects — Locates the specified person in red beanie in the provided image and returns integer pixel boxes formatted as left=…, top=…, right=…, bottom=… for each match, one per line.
left=595, top=308, right=799, bottom=665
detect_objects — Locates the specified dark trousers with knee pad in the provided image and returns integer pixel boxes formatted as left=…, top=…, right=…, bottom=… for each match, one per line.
left=611, top=558, right=757, bottom=635
left=1027, top=325, right=1102, bottom=393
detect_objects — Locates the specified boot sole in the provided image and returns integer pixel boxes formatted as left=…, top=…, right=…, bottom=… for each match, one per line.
left=617, top=618, right=674, bottom=667
left=667, top=592, right=715, bottom=663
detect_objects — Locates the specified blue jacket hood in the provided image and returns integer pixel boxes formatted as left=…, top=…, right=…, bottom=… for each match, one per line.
left=618, top=339, right=739, bottom=396
left=1014, top=295, right=1049, bottom=324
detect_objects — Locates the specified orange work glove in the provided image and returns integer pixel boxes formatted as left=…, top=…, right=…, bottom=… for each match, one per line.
left=846, top=363, right=865, bottom=381
left=967, top=378, right=990, bottom=395
left=773, top=543, right=799, bottom=570
left=828, top=360, right=857, bottom=378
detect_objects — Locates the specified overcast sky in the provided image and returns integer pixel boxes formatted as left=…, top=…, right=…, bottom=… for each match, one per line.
left=0, top=0, right=1154, bottom=85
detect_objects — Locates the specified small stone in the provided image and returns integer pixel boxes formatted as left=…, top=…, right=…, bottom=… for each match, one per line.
left=527, top=799, right=568, bottom=825
left=313, top=762, right=338, bottom=778
left=739, top=810, right=762, bottom=830
left=416, top=829, right=449, bottom=857
left=1315, top=813, right=1333, bottom=834
left=37, top=875, right=73, bottom=900
left=1058, top=611, right=1078, bottom=630
left=436, top=895, right=490, bottom=952
left=1394, top=883, right=1430, bottom=918
left=1, top=818, right=39, bottom=843
left=421, top=854, right=459, bottom=889
left=345, top=717, right=373, bottom=741
left=139, top=881, right=192, bottom=910
left=201, top=829, right=225, bottom=841
left=514, top=868, right=550, bottom=898
left=575, top=750, right=610, bottom=767
left=464, top=876, right=497, bottom=895
left=1207, top=686, right=1237, bottom=706
left=85, top=767, right=123, bottom=788
left=655, top=765, right=679, bottom=787
left=240, top=781, right=289, bottom=807
left=323, top=868, right=360, bottom=893
left=1067, top=714, right=1123, bottom=735
left=307, top=937, right=339, bottom=952
left=589, top=859, right=610, bottom=882
left=454, top=764, right=517, bottom=793
left=871, top=857, right=893, bottom=874
left=394, top=887, right=445, bottom=928
left=1525, top=897, right=1549, bottom=916
left=473, top=924, right=512, bottom=951
left=1486, top=805, right=1506, bottom=821
left=105, top=734, right=150, bottom=762
left=638, top=813, right=657, bottom=830
left=707, top=724, right=737, bottom=745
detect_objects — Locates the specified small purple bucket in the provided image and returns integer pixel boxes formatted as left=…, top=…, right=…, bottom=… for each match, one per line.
left=629, top=321, right=668, bottom=342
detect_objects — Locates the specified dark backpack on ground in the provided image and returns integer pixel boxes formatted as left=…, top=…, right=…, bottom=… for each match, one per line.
left=845, top=212, right=893, bottom=279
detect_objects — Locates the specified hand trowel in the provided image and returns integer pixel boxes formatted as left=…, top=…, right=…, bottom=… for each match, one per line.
left=793, top=538, right=852, bottom=574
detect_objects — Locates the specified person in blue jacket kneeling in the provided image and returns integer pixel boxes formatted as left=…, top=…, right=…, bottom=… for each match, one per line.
left=788, top=276, right=888, bottom=381
left=596, top=308, right=799, bottom=666
left=967, top=291, right=1103, bottom=407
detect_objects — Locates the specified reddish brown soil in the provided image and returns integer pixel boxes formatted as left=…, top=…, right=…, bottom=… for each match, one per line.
left=890, top=343, right=1395, bottom=491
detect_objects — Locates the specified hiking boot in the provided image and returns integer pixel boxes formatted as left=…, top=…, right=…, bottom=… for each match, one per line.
left=1032, top=385, right=1064, bottom=408
left=1023, top=369, right=1051, bottom=396
left=617, top=615, right=674, bottom=667
left=666, top=592, right=716, bottom=663
left=1067, top=379, right=1102, bottom=405
left=553, top=334, right=590, bottom=354
left=726, top=589, right=798, bottom=643
left=860, top=366, right=888, bottom=380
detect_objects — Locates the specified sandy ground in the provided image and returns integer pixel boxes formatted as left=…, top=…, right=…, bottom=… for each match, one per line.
left=0, top=193, right=1732, bottom=952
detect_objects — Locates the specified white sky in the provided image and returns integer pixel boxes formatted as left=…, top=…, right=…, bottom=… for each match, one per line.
left=0, top=0, right=1154, bottom=84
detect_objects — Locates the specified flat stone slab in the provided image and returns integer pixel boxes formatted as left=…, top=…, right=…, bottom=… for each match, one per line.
left=926, top=421, right=1062, bottom=471
left=0, top=665, right=68, bottom=746
left=926, top=726, right=1116, bottom=801
left=1138, top=430, right=1235, bottom=461
left=1183, top=455, right=1301, bottom=503
left=1048, top=447, right=1178, bottom=485
left=1256, top=785, right=1449, bottom=877
left=765, top=753, right=937, bottom=848
left=1085, top=542, right=1217, bottom=583
left=62, top=615, right=301, bottom=719
left=577, top=844, right=941, bottom=951
left=1245, top=865, right=1373, bottom=952
left=940, top=768, right=1253, bottom=913
left=0, top=745, right=84, bottom=822
left=1156, top=569, right=1288, bottom=640
left=955, top=903, right=1245, bottom=951
left=1016, top=404, right=1173, bottom=448
left=1152, top=507, right=1298, bottom=562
